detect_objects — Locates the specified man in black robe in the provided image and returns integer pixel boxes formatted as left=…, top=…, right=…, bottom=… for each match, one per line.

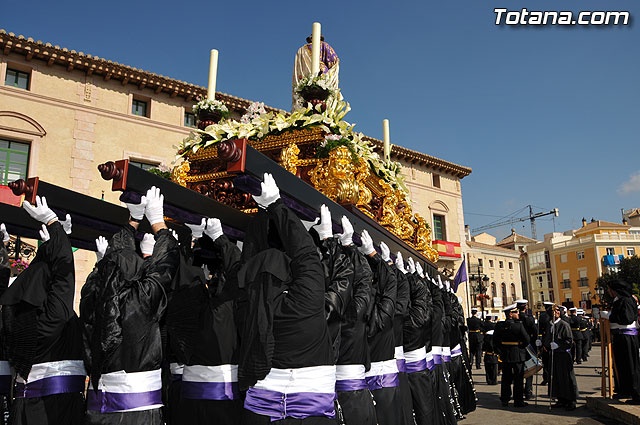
left=332, top=218, right=376, bottom=425
left=543, top=305, right=578, bottom=410
left=1, top=197, right=85, bottom=425
left=81, top=186, right=179, bottom=425
left=467, top=308, right=484, bottom=369
left=0, top=224, right=13, bottom=424
left=601, top=279, right=640, bottom=404
left=493, top=304, right=529, bottom=408
left=239, top=173, right=336, bottom=424
left=167, top=217, right=243, bottom=424
left=362, top=236, right=403, bottom=425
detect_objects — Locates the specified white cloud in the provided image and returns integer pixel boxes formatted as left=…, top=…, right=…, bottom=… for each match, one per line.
left=618, top=171, right=640, bottom=195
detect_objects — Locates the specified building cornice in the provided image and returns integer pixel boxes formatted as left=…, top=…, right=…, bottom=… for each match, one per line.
left=0, top=30, right=284, bottom=114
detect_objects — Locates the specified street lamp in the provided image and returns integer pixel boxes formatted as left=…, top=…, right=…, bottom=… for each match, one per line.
left=470, top=266, right=490, bottom=316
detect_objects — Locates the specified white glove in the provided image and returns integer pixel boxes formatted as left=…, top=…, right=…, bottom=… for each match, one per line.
left=0, top=224, right=9, bottom=243
left=437, top=275, right=444, bottom=289
left=600, top=311, right=610, bottom=320
left=39, top=224, right=50, bottom=242
left=143, top=186, right=165, bottom=225
left=395, top=252, right=406, bottom=274
left=379, top=241, right=391, bottom=262
left=125, top=198, right=147, bottom=220
left=358, top=230, right=375, bottom=256
left=170, top=229, right=179, bottom=241
left=416, top=262, right=424, bottom=278
left=95, top=236, right=108, bottom=261
left=550, top=342, right=559, bottom=350
left=252, top=173, right=280, bottom=208
left=140, top=233, right=155, bottom=255
left=313, top=204, right=332, bottom=240
left=535, top=339, right=542, bottom=347
left=23, top=196, right=57, bottom=224
left=445, top=281, right=451, bottom=292
left=204, top=218, right=223, bottom=241
left=60, top=214, right=72, bottom=235
left=407, top=257, right=416, bottom=274
left=336, top=216, right=353, bottom=246
left=186, top=218, right=206, bottom=239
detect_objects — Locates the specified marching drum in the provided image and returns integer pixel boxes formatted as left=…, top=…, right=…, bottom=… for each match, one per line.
left=523, top=345, right=543, bottom=378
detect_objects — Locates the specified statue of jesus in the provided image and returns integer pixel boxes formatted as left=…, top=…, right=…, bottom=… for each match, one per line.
left=292, top=34, right=340, bottom=111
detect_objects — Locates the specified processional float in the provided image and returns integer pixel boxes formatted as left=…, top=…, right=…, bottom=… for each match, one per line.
left=3, top=22, right=443, bottom=275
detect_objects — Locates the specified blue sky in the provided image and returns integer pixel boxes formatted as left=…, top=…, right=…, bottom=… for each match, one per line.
left=3, top=0, right=638, bottom=240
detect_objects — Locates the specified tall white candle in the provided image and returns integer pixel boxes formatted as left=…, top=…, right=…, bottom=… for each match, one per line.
left=311, top=22, right=321, bottom=77
left=383, top=119, right=391, bottom=162
left=207, top=49, right=219, bottom=101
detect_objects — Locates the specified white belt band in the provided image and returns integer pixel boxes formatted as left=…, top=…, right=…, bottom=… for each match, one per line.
left=90, top=369, right=162, bottom=394
left=426, top=351, right=434, bottom=362
left=253, top=366, right=336, bottom=394
left=182, top=364, right=238, bottom=383
left=394, top=346, right=405, bottom=360
left=169, top=363, right=184, bottom=376
left=17, top=360, right=86, bottom=383
left=610, top=321, right=638, bottom=330
left=404, top=347, right=427, bottom=363
left=336, top=364, right=366, bottom=381
left=365, top=359, right=398, bottom=377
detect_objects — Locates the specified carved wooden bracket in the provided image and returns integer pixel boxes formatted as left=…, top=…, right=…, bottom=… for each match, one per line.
left=220, top=139, right=247, bottom=173
left=8, top=177, right=39, bottom=204
left=98, top=159, right=129, bottom=191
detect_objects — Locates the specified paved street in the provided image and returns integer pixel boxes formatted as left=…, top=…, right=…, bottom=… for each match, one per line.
left=462, top=344, right=617, bottom=424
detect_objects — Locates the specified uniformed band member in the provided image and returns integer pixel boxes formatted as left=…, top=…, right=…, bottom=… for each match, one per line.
left=493, top=304, right=530, bottom=407
left=577, top=309, right=589, bottom=362
left=537, top=301, right=554, bottom=386
left=466, top=308, right=484, bottom=369
left=601, top=279, right=640, bottom=404
left=568, top=307, right=584, bottom=364
left=543, top=305, right=578, bottom=410
left=515, top=299, right=536, bottom=400
left=481, top=318, right=498, bottom=385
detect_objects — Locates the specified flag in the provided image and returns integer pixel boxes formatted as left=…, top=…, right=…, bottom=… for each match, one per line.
left=452, top=257, right=467, bottom=292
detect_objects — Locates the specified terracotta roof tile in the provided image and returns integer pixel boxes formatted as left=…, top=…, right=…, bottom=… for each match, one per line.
left=466, top=240, right=521, bottom=255
left=574, top=220, right=630, bottom=235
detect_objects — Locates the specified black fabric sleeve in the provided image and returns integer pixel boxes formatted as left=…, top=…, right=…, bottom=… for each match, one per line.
left=36, top=221, right=75, bottom=346
left=211, top=235, right=242, bottom=276
left=0, top=240, right=10, bottom=298
left=610, top=297, right=639, bottom=325
left=322, top=237, right=354, bottom=323
left=366, top=253, right=396, bottom=337
left=108, top=224, right=137, bottom=252
left=140, top=229, right=179, bottom=319
left=404, top=274, right=428, bottom=329
left=343, top=246, right=374, bottom=323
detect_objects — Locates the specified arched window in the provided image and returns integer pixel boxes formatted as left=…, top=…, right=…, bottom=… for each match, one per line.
left=510, top=283, right=517, bottom=299
left=501, top=283, right=507, bottom=301
left=491, top=282, right=496, bottom=298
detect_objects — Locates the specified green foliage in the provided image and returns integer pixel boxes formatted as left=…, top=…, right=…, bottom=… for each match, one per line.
left=316, top=137, right=359, bottom=163
left=595, top=255, right=640, bottom=308
left=147, top=167, right=172, bottom=180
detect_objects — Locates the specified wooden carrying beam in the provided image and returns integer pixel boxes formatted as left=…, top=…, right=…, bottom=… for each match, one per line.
left=98, top=144, right=439, bottom=274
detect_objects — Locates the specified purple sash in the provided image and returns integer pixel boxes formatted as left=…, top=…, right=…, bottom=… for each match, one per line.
left=15, top=375, right=85, bottom=398
left=427, top=358, right=435, bottom=370
left=611, top=328, right=638, bottom=336
left=244, top=388, right=335, bottom=421
left=396, top=358, right=406, bottom=373
left=452, top=347, right=462, bottom=356
left=182, top=381, right=239, bottom=400
left=406, top=359, right=428, bottom=374
left=433, top=354, right=443, bottom=365
left=87, top=388, right=162, bottom=413
left=335, top=378, right=368, bottom=392
left=365, top=373, right=399, bottom=391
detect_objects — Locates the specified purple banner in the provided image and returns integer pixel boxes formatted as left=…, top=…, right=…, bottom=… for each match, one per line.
left=181, top=381, right=239, bottom=400
left=335, top=379, right=368, bottom=392
left=244, top=388, right=336, bottom=421
left=366, top=373, right=399, bottom=391
left=405, top=359, right=428, bottom=374
left=87, top=388, right=162, bottom=413
left=15, top=375, right=85, bottom=399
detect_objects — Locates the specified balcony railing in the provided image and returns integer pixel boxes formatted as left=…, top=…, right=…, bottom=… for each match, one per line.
left=578, top=277, right=589, bottom=287
left=562, top=279, right=571, bottom=289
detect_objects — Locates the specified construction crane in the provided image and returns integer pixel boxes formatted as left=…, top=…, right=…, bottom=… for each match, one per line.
left=471, top=205, right=559, bottom=240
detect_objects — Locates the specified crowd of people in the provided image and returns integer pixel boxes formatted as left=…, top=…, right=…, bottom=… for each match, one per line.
left=0, top=173, right=478, bottom=425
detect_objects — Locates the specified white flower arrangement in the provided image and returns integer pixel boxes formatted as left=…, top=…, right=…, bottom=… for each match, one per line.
left=293, top=73, right=336, bottom=108
left=193, top=98, right=229, bottom=116
left=177, top=96, right=408, bottom=193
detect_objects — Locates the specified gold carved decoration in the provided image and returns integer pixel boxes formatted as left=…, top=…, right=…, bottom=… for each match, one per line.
left=309, top=146, right=361, bottom=205
left=280, top=143, right=300, bottom=175
left=172, top=160, right=190, bottom=187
